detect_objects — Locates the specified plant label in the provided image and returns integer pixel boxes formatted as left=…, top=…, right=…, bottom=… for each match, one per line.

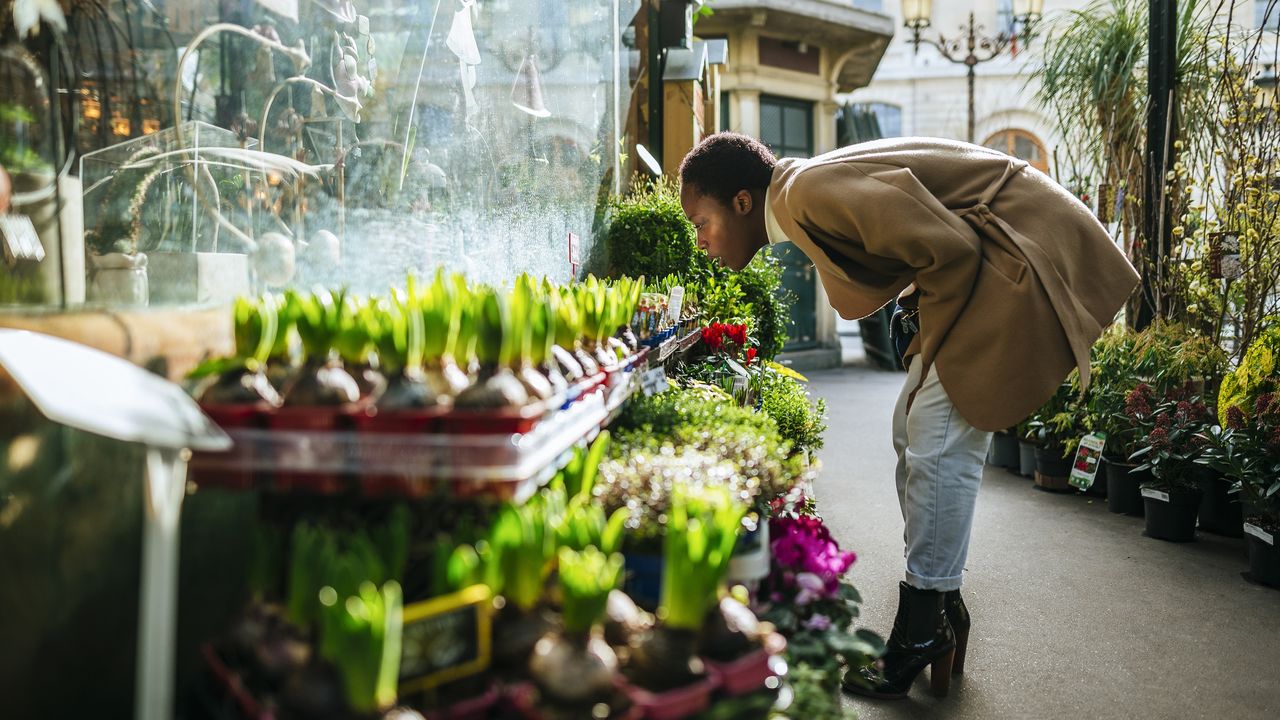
left=0, top=213, right=43, bottom=265
left=1069, top=433, right=1106, bottom=491
left=724, top=357, right=749, bottom=377
left=666, top=286, right=684, bottom=327
left=1140, top=488, right=1170, bottom=503
left=567, top=232, right=580, bottom=277
left=399, top=584, right=492, bottom=693
left=641, top=366, right=669, bottom=396
left=1244, top=523, right=1274, bottom=546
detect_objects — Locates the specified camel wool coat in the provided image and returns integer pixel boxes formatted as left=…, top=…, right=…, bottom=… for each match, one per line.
left=767, top=138, right=1140, bottom=432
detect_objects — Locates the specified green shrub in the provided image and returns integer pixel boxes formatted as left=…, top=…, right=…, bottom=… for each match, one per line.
left=603, top=180, right=792, bottom=360
left=1218, top=324, right=1280, bottom=426
left=759, top=370, right=828, bottom=456
left=604, top=177, right=716, bottom=284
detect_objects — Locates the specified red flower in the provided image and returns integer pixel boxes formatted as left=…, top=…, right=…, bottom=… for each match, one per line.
left=1125, top=384, right=1153, bottom=419
left=1226, top=406, right=1247, bottom=430
left=727, top=324, right=748, bottom=347
left=746, top=347, right=758, bottom=365
left=701, top=325, right=724, bottom=351
left=1148, top=426, right=1170, bottom=451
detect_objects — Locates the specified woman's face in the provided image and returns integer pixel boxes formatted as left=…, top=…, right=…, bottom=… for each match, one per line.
left=679, top=185, right=760, bottom=271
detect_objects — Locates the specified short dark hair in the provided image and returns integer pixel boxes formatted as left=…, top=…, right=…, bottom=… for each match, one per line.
left=678, top=132, right=776, bottom=207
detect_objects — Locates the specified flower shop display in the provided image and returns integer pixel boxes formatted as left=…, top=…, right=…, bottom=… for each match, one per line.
left=1026, top=377, right=1080, bottom=491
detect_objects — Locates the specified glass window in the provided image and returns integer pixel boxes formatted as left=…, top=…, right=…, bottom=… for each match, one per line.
left=983, top=129, right=1049, bottom=173
left=759, top=95, right=813, bottom=158
left=1258, top=1, right=1280, bottom=31
left=0, top=0, right=641, bottom=309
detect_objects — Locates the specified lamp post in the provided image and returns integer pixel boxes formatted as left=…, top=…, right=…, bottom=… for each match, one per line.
left=901, top=0, right=1044, bottom=143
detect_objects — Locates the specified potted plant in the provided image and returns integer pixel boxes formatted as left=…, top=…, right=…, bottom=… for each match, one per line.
left=1027, top=377, right=1080, bottom=491
left=271, top=288, right=362, bottom=493
left=524, top=547, right=635, bottom=719
left=84, top=145, right=161, bottom=306
left=187, top=295, right=283, bottom=489
left=1106, top=383, right=1158, bottom=516
left=1203, top=393, right=1280, bottom=587
left=453, top=287, right=531, bottom=410
left=1130, top=393, right=1212, bottom=542
left=622, top=485, right=744, bottom=718
left=989, top=428, right=1021, bottom=471
left=1015, top=418, right=1037, bottom=478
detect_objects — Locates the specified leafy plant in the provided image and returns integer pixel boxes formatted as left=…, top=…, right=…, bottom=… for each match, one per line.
left=557, top=547, right=624, bottom=635
left=758, top=369, right=828, bottom=456
left=605, top=177, right=716, bottom=285
left=316, top=580, right=402, bottom=714
left=1218, top=325, right=1280, bottom=426
left=1201, top=390, right=1280, bottom=528
left=1130, top=392, right=1213, bottom=491
left=661, top=485, right=746, bottom=632
left=485, top=498, right=556, bottom=612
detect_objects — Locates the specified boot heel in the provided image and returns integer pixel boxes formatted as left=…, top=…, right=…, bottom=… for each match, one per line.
left=930, top=648, right=955, bottom=698
left=953, top=627, right=969, bottom=675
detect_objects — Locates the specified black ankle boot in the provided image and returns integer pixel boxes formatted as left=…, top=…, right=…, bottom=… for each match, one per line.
left=944, top=590, right=970, bottom=674
left=844, top=582, right=956, bottom=700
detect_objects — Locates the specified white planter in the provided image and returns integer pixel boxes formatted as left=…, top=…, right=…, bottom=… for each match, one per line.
left=88, top=252, right=149, bottom=306
left=728, top=522, right=771, bottom=585
left=147, top=252, right=249, bottom=305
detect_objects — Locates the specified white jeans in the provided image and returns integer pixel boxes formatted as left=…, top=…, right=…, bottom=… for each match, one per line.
left=892, top=356, right=992, bottom=592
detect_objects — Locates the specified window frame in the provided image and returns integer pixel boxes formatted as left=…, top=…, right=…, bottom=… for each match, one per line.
left=982, top=128, right=1050, bottom=173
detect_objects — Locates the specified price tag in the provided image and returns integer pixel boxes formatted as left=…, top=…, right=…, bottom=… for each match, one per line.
left=1, top=213, right=43, bottom=265
left=1244, top=523, right=1274, bottom=546
left=666, top=286, right=684, bottom=326
left=641, top=366, right=669, bottom=396
left=1069, top=433, right=1106, bottom=491
left=399, top=585, right=492, bottom=693
left=1140, top=488, right=1170, bottom=503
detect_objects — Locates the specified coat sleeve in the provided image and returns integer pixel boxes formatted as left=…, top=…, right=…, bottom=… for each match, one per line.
left=783, top=161, right=983, bottom=360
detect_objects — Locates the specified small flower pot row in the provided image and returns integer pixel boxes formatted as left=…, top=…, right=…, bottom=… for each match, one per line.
left=189, top=376, right=618, bottom=499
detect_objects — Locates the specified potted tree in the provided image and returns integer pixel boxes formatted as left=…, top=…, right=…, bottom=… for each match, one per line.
left=1106, top=383, right=1158, bottom=516
left=1130, top=393, right=1212, bottom=542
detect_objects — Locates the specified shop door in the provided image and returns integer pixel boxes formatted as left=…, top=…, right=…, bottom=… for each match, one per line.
left=759, top=95, right=816, bottom=350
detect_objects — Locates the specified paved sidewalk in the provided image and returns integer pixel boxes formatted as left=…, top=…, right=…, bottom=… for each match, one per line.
left=807, top=365, right=1280, bottom=720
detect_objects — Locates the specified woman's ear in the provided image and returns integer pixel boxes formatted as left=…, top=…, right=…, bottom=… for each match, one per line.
left=733, top=189, right=753, bottom=216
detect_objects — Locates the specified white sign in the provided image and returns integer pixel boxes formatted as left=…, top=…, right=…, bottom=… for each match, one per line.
left=1244, top=523, right=1275, bottom=546
left=641, top=366, right=669, bottom=397
left=1069, top=433, right=1106, bottom=491
left=0, top=330, right=229, bottom=451
left=666, top=286, right=684, bottom=327
left=1, top=213, right=43, bottom=265
left=567, top=232, right=580, bottom=276
left=1140, top=488, right=1170, bottom=503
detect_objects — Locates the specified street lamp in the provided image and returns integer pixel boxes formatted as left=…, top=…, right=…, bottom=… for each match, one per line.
left=901, top=0, right=1044, bottom=143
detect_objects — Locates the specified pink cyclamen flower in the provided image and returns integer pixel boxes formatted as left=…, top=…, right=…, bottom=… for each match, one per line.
left=794, top=572, right=826, bottom=606
left=804, top=613, right=833, bottom=631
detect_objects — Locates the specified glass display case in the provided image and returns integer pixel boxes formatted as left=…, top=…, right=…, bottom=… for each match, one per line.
left=0, top=0, right=646, bottom=309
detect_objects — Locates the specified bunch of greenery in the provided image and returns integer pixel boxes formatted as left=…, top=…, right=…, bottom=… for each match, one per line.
left=1218, top=325, right=1280, bottom=426
left=1201, top=390, right=1280, bottom=529
left=757, top=366, right=828, bottom=457
left=316, top=580, right=403, bottom=714
left=660, top=485, right=746, bottom=632
left=1025, top=374, right=1082, bottom=457
left=1032, top=0, right=1221, bottom=321
left=599, top=386, right=809, bottom=546
left=603, top=179, right=792, bottom=361
left=1129, top=391, right=1214, bottom=492
left=605, top=177, right=716, bottom=284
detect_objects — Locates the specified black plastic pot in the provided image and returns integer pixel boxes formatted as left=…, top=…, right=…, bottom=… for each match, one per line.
left=1197, top=471, right=1243, bottom=537
left=1244, top=522, right=1280, bottom=588
left=989, top=432, right=1021, bottom=470
left=1034, top=445, right=1073, bottom=491
left=1106, top=461, right=1146, bottom=516
left=1018, top=440, right=1036, bottom=478
left=1081, top=458, right=1109, bottom=498
left=1142, top=486, right=1202, bottom=542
